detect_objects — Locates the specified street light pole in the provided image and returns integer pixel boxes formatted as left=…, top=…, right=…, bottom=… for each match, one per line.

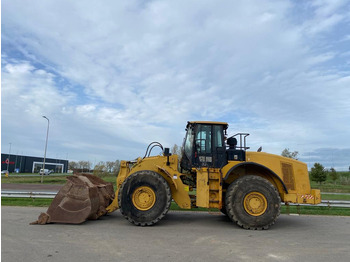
left=6, top=143, right=12, bottom=173
left=41, top=116, right=50, bottom=183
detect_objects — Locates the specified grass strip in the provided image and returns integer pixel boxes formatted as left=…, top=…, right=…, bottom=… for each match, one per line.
left=2, top=197, right=53, bottom=207
left=280, top=205, right=350, bottom=216
left=321, top=194, right=350, bottom=200
left=311, top=181, right=350, bottom=193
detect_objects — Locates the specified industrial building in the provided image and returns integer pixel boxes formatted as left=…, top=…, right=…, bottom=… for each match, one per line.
left=1, top=153, right=68, bottom=174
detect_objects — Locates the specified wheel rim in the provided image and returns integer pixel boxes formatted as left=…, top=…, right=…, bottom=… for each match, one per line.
left=243, top=192, right=268, bottom=216
left=132, top=186, right=156, bottom=211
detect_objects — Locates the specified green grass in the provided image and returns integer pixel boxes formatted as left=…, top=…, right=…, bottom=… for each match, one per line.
left=311, top=181, right=350, bottom=193
left=321, top=193, right=350, bottom=200
left=281, top=205, right=350, bottom=216
left=310, top=171, right=350, bottom=193
left=97, top=175, right=117, bottom=184
left=1, top=197, right=53, bottom=207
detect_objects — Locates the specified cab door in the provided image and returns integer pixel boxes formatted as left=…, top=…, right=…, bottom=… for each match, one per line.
left=213, top=125, right=227, bottom=168
left=194, top=124, right=227, bottom=168
left=194, top=124, right=212, bottom=167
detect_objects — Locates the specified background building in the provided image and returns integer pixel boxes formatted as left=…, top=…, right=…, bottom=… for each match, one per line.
left=1, top=153, right=68, bottom=173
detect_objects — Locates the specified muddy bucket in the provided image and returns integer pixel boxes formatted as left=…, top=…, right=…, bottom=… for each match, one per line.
left=31, top=174, right=115, bottom=225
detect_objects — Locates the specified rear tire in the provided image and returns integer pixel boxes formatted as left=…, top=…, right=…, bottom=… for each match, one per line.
left=225, top=175, right=281, bottom=230
left=118, top=171, right=171, bottom=226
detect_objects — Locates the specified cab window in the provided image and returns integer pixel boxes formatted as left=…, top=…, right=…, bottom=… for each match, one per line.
left=195, top=125, right=212, bottom=154
left=213, top=125, right=223, bottom=148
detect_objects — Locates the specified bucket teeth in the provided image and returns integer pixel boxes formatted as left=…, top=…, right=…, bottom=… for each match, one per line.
left=31, top=174, right=115, bottom=225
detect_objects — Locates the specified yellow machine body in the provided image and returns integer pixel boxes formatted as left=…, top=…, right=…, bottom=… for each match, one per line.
left=106, top=150, right=320, bottom=213
left=35, top=120, right=320, bottom=229
left=106, top=155, right=192, bottom=212
left=223, top=152, right=321, bottom=205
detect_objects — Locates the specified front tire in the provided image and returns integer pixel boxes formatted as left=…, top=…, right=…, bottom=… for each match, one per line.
left=118, top=171, right=171, bottom=226
left=225, top=175, right=281, bottom=230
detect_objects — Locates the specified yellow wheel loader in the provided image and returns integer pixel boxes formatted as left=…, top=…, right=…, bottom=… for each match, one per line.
left=33, top=121, right=321, bottom=229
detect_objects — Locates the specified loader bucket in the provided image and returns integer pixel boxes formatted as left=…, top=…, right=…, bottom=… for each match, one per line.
left=31, top=174, right=115, bottom=225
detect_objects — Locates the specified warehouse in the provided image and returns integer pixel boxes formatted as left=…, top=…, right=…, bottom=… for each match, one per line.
left=1, top=153, right=68, bottom=174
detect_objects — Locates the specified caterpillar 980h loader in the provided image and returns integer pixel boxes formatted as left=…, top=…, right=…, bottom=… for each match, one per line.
left=33, top=121, right=321, bottom=230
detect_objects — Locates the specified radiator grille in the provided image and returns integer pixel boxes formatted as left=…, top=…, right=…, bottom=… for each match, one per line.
left=281, top=162, right=295, bottom=190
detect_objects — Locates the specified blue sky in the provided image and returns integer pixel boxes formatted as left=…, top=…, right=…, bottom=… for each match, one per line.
left=2, top=0, right=350, bottom=170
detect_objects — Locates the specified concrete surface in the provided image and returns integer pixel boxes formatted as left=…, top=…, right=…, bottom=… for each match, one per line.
left=1, top=206, right=350, bottom=262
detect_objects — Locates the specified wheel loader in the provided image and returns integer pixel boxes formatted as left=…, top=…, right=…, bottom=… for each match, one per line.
left=33, top=121, right=321, bottom=229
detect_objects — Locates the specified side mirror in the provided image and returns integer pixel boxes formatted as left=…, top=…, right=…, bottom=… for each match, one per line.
left=163, top=148, right=171, bottom=166
left=163, top=148, right=171, bottom=156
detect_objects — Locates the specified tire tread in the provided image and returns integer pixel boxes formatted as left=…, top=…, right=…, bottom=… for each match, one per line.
left=225, top=175, right=281, bottom=230
left=118, top=170, right=171, bottom=226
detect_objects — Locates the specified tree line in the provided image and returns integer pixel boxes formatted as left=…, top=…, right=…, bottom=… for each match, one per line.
left=68, top=160, right=120, bottom=176
left=309, top=163, right=338, bottom=184
left=93, top=160, right=121, bottom=177
left=281, top=148, right=346, bottom=184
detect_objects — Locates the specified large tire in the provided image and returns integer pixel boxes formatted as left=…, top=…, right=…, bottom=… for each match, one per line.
left=118, top=170, right=172, bottom=226
left=225, top=175, right=281, bottom=230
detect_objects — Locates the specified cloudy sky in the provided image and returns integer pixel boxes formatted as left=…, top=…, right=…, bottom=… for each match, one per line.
left=2, top=0, right=350, bottom=170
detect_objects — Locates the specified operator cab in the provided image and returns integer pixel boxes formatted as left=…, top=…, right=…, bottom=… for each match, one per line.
left=180, top=121, right=228, bottom=171
left=180, top=121, right=250, bottom=171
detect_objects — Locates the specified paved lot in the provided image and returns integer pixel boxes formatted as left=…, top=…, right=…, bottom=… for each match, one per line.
left=2, top=206, right=350, bottom=262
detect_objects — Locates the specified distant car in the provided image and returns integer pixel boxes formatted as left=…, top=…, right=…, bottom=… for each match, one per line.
left=1, top=170, right=9, bottom=175
left=39, top=169, right=53, bottom=175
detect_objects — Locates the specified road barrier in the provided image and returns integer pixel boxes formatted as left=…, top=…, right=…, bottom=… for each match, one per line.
left=1, top=190, right=350, bottom=208
left=283, top=200, right=350, bottom=208
left=1, top=191, right=57, bottom=198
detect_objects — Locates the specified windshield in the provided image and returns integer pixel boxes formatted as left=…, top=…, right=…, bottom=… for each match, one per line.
left=184, top=127, right=194, bottom=159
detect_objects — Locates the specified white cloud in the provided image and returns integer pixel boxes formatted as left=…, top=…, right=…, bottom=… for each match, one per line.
left=2, top=58, right=68, bottom=117
left=2, top=0, right=350, bottom=169
left=304, top=0, right=349, bottom=34
left=312, top=0, right=348, bottom=17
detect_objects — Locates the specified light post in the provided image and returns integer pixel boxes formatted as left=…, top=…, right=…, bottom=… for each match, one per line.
left=15, top=151, right=18, bottom=173
left=6, top=143, right=12, bottom=174
left=41, top=116, right=50, bottom=183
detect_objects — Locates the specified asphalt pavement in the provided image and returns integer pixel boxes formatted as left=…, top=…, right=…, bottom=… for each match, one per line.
left=1, top=206, right=350, bottom=262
